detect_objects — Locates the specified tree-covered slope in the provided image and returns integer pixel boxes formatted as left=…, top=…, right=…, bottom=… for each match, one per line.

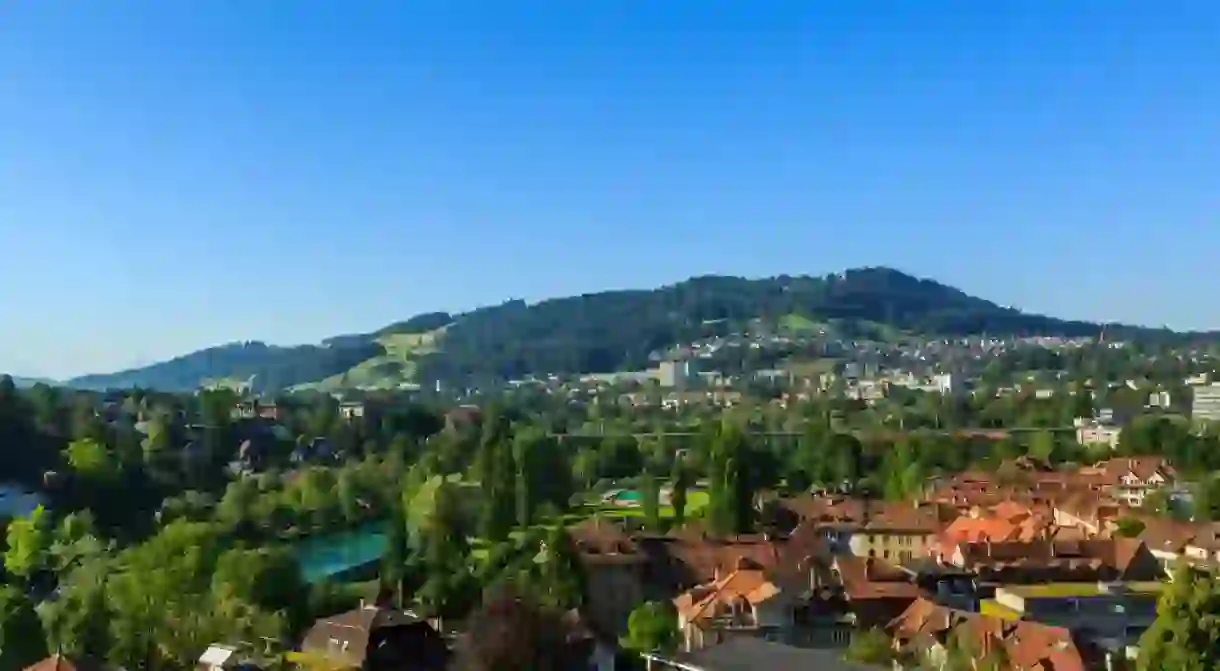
left=68, top=340, right=384, bottom=393
left=410, top=267, right=1204, bottom=382
left=65, top=267, right=1210, bottom=391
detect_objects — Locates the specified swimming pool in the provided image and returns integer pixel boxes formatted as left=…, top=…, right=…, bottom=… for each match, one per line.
left=292, top=521, right=388, bottom=583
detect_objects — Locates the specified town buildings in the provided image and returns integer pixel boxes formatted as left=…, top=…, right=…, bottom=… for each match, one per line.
left=574, top=453, right=1198, bottom=670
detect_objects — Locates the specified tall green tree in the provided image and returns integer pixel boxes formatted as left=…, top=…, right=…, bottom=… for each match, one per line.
left=882, top=438, right=924, bottom=501
left=536, top=526, right=585, bottom=611
left=1027, top=429, right=1056, bottom=462
left=826, top=432, right=861, bottom=486
left=477, top=411, right=516, bottom=542
left=418, top=482, right=478, bottom=623
left=0, top=586, right=48, bottom=669
left=64, top=438, right=120, bottom=486
left=707, top=420, right=754, bottom=536
left=1194, top=476, right=1220, bottom=521
left=670, top=456, right=689, bottom=528
left=5, top=504, right=50, bottom=581
left=38, top=559, right=110, bottom=661
left=514, top=427, right=570, bottom=526
left=843, top=628, right=893, bottom=666
left=619, top=601, right=678, bottom=654
left=1138, top=564, right=1220, bottom=670
left=640, top=470, right=661, bottom=532
left=381, top=504, right=410, bottom=607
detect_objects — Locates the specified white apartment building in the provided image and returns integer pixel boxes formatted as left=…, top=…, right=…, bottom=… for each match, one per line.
left=1192, top=383, right=1220, bottom=422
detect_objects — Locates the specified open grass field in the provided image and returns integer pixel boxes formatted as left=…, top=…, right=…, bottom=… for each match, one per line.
left=778, top=313, right=828, bottom=335
left=291, top=328, right=446, bottom=392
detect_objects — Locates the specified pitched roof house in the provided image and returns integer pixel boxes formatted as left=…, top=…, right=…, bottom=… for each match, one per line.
left=932, top=504, right=1056, bottom=560
left=948, top=538, right=1161, bottom=584
left=888, top=597, right=1088, bottom=671
left=1079, top=457, right=1176, bottom=507
left=672, top=564, right=788, bottom=651
left=24, top=656, right=111, bottom=671
left=298, top=605, right=448, bottom=670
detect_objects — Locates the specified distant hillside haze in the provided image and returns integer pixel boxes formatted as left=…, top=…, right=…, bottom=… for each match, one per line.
left=67, top=340, right=384, bottom=393
left=6, top=376, right=59, bottom=388
left=64, top=267, right=1213, bottom=392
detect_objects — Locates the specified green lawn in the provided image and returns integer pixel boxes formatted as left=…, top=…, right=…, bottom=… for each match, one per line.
left=291, top=328, right=446, bottom=392
left=1002, top=582, right=1164, bottom=598
left=778, top=313, right=827, bottom=335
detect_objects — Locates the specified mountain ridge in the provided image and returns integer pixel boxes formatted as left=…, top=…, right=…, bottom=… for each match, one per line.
left=64, top=267, right=1217, bottom=392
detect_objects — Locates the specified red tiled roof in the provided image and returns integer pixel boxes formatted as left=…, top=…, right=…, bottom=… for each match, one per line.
left=889, top=598, right=1086, bottom=671
left=673, top=569, right=781, bottom=625
left=24, top=656, right=107, bottom=671
left=1088, top=457, right=1176, bottom=484
left=833, top=555, right=923, bottom=601
left=952, top=538, right=1155, bottom=582
left=568, top=518, right=643, bottom=560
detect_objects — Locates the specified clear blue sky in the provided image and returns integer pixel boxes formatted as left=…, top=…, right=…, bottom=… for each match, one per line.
left=2, top=1, right=1219, bottom=379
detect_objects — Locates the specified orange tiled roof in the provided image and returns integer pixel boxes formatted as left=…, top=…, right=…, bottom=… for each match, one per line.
left=888, top=598, right=1086, bottom=671
left=1087, top=457, right=1176, bottom=484
left=951, top=537, right=1153, bottom=582
left=568, top=518, right=643, bottom=560
left=833, top=555, right=924, bottom=601
left=24, top=655, right=106, bottom=671
left=673, top=569, right=781, bottom=625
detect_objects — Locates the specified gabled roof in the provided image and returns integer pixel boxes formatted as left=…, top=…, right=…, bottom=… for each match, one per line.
left=860, top=501, right=956, bottom=534
left=833, top=555, right=924, bottom=601
left=23, top=655, right=108, bottom=671
left=1089, top=457, right=1176, bottom=483
left=646, top=533, right=785, bottom=585
left=888, top=598, right=1086, bottom=671
left=300, top=605, right=427, bottom=664
left=1133, top=515, right=1199, bottom=554
left=952, top=538, right=1155, bottom=582
left=568, top=517, right=642, bottom=560
left=673, top=568, right=782, bottom=625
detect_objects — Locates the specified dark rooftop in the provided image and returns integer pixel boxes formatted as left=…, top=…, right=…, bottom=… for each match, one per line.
left=649, top=638, right=881, bottom=671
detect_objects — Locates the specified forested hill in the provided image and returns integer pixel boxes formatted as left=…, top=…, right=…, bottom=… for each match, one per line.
left=67, top=340, right=384, bottom=393
left=66, top=267, right=1209, bottom=392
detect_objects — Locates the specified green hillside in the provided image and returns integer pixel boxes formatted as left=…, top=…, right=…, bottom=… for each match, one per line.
left=291, top=327, right=448, bottom=392
left=66, top=267, right=1220, bottom=392
left=777, top=313, right=827, bottom=335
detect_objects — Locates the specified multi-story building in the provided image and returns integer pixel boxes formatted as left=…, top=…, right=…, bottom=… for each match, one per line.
left=657, top=359, right=697, bottom=389
left=849, top=502, right=954, bottom=564
left=1191, top=383, right=1220, bottom=422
